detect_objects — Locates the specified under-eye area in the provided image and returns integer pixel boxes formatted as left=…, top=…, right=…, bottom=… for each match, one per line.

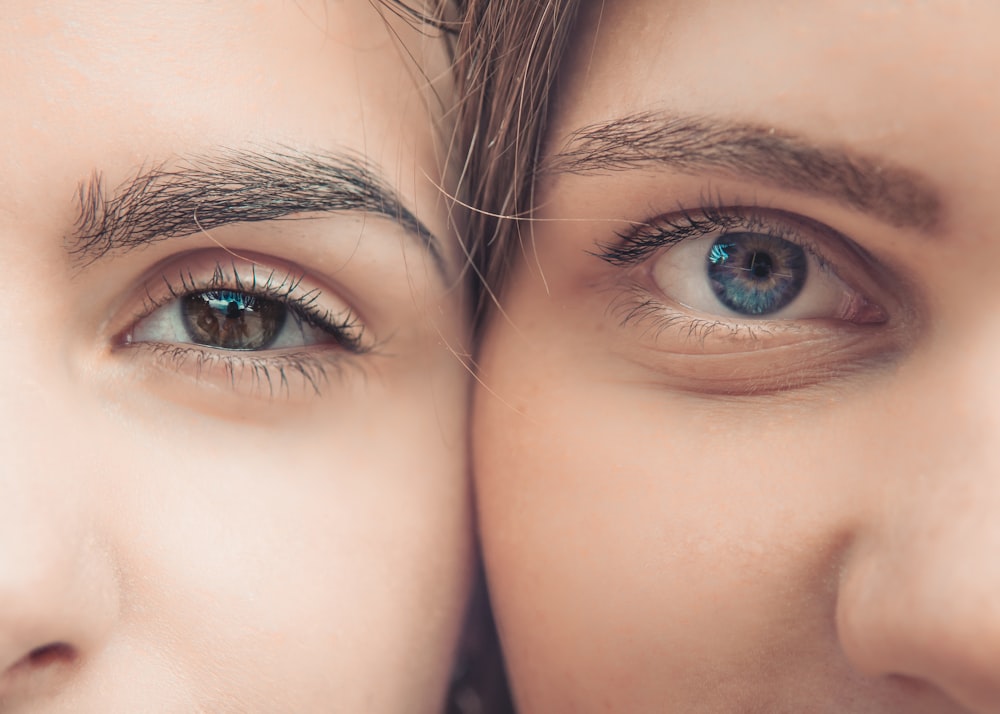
left=114, top=250, right=371, bottom=399
left=597, top=204, right=910, bottom=395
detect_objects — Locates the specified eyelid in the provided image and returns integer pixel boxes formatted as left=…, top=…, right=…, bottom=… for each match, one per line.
left=587, top=201, right=920, bottom=395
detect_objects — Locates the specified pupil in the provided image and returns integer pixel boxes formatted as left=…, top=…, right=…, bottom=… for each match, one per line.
left=706, top=232, right=807, bottom=316
left=226, top=300, right=242, bottom=318
left=748, top=252, right=772, bottom=279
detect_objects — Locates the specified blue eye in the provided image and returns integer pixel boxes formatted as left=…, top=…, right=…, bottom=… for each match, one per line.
left=706, top=233, right=807, bottom=316
left=618, top=210, right=887, bottom=325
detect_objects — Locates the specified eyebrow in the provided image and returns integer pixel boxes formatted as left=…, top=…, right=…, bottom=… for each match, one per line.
left=543, top=112, right=943, bottom=231
left=70, top=148, right=444, bottom=271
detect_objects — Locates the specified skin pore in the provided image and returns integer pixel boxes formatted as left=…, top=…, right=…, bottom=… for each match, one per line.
left=1, top=1, right=471, bottom=711
left=473, top=1, right=1000, bottom=712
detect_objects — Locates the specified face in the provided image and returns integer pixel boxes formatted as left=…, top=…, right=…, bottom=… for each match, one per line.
left=1, top=1, right=471, bottom=710
left=474, top=2, right=1000, bottom=712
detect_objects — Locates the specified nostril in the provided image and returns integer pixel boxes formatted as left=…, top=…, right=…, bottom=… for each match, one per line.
left=26, top=643, right=75, bottom=667
left=0, top=643, right=79, bottom=698
left=6, top=642, right=77, bottom=676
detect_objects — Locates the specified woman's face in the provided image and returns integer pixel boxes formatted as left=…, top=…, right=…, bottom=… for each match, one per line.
left=1, top=1, right=470, bottom=710
left=475, top=2, right=1000, bottom=712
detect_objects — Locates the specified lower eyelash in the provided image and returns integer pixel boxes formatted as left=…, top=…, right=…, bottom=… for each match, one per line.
left=609, top=284, right=776, bottom=345
left=132, top=343, right=354, bottom=399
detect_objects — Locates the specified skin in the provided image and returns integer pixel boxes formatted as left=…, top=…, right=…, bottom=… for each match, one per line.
left=1, top=1, right=471, bottom=711
left=474, top=1, right=1000, bottom=712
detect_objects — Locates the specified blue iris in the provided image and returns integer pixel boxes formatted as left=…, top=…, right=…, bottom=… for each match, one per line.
left=706, top=232, right=807, bottom=315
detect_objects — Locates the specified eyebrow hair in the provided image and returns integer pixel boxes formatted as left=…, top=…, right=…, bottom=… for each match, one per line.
left=70, top=148, right=444, bottom=270
left=543, top=112, right=943, bottom=231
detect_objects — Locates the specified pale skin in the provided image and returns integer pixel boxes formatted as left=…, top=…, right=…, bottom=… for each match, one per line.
left=474, top=1, right=1000, bottom=712
left=1, top=1, right=471, bottom=711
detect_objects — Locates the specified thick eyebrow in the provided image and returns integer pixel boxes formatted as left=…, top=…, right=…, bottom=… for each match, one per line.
left=543, top=112, right=943, bottom=231
left=70, top=148, right=444, bottom=271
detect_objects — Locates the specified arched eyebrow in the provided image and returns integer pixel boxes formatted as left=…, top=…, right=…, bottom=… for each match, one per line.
left=543, top=112, right=943, bottom=232
left=69, top=148, right=444, bottom=272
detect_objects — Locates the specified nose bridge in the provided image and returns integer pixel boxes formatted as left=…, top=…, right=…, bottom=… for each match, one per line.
left=0, top=347, right=119, bottom=685
left=836, top=332, right=1000, bottom=711
left=0, top=341, right=66, bottom=483
left=0, top=486, right=117, bottom=671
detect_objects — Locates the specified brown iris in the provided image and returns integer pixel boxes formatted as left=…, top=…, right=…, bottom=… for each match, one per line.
left=181, top=290, right=286, bottom=350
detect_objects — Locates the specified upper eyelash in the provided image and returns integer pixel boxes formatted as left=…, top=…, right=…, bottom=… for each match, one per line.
left=597, top=203, right=754, bottom=266
left=138, top=260, right=367, bottom=353
left=596, top=204, right=855, bottom=290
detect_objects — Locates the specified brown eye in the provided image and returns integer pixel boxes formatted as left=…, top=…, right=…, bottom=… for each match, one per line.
left=181, top=290, right=287, bottom=350
left=124, top=258, right=369, bottom=358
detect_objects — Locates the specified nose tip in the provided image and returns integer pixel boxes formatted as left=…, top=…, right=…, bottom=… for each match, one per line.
left=836, top=514, right=1000, bottom=713
left=0, top=508, right=118, bottom=697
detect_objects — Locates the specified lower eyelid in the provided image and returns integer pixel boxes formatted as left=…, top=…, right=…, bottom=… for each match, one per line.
left=118, top=341, right=359, bottom=400
left=603, top=281, right=910, bottom=397
left=608, top=282, right=883, bottom=353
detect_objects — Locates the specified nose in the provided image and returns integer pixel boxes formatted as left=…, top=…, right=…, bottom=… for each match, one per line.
left=0, top=500, right=118, bottom=686
left=0, top=373, right=119, bottom=697
left=835, top=341, right=1000, bottom=713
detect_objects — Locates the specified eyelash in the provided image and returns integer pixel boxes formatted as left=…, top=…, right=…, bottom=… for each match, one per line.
left=119, top=260, right=368, bottom=397
left=134, top=344, right=345, bottom=398
left=598, top=203, right=834, bottom=270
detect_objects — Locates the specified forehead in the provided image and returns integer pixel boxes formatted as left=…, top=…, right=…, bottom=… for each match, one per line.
left=0, top=0, right=451, bottom=236
left=562, top=1, right=998, bottom=113
left=551, top=0, right=1000, bottom=206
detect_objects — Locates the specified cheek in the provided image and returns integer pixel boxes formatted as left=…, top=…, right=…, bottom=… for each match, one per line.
left=473, top=305, right=878, bottom=707
left=102, top=378, right=472, bottom=708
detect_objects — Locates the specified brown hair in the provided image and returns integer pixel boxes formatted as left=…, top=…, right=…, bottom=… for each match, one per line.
left=385, top=0, right=582, bottom=322
left=385, top=3, right=583, bottom=710
left=450, top=0, right=582, bottom=326
left=441, top=2, right=583, bottom=712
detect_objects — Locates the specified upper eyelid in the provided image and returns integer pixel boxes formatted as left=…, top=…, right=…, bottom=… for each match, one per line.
left=145, top=262, right=314, bottom=309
